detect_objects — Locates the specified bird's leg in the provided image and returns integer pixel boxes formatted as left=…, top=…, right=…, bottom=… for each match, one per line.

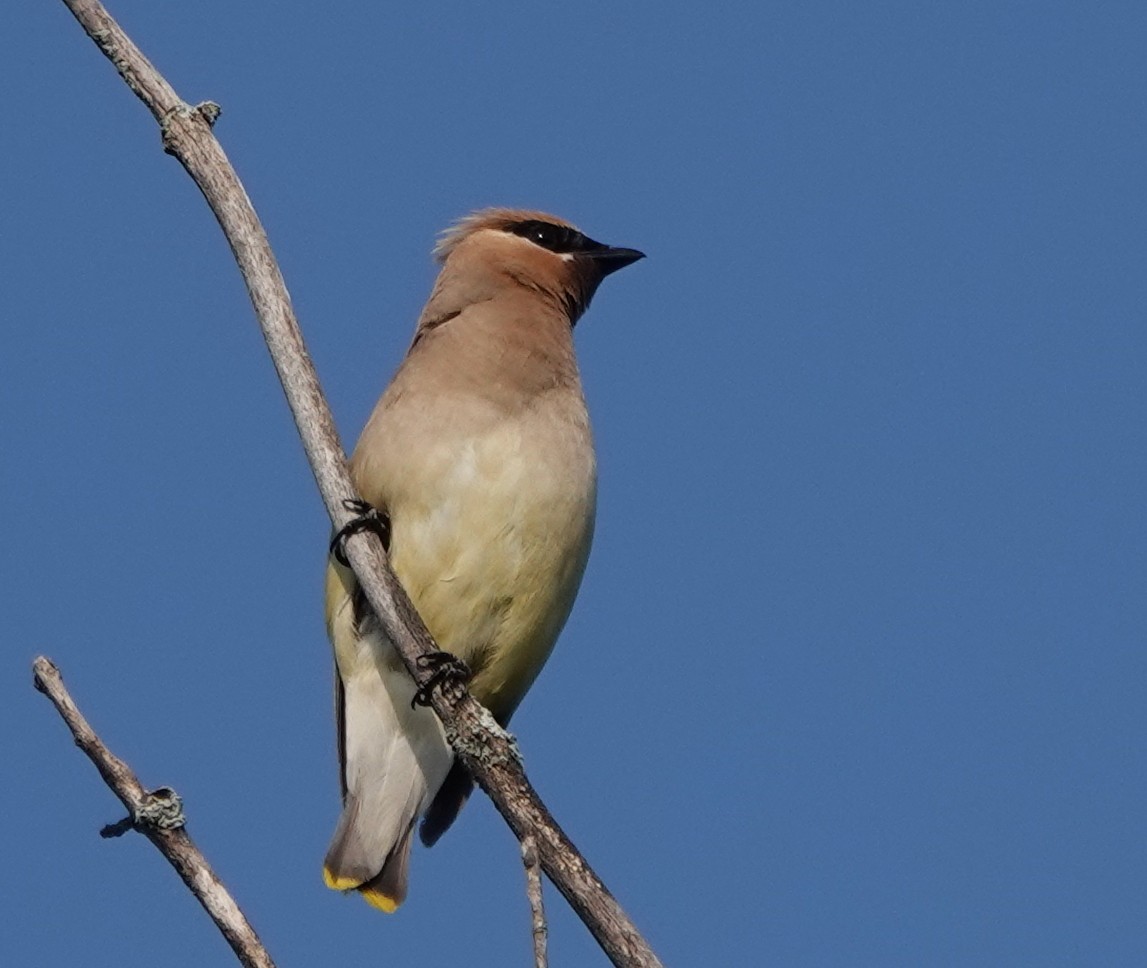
left=411, top=651, right=472, bottom=708
left=331, top=500, right=467, bottom=706
left=330, top=498, right=391, bottom=565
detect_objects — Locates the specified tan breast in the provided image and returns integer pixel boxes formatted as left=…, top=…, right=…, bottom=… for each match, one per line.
left=347, top=278, right=597, bottom=718
left=352, top=383, right=596, bottom=720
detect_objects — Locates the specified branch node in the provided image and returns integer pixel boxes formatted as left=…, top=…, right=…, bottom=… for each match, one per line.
left=445, top=709, right=524, bottom=769
left=160, top=102, right=221, bottom=155
left=135, top=786, right=186, bottom=831
left=100, top=816, right=134, bottom=839
left=101, top=786, right=186, bottom=838
left=195, top=100, right=222, bottom=126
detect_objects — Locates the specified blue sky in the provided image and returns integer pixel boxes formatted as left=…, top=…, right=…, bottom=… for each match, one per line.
left=4, top=2, right=1145, bottom=965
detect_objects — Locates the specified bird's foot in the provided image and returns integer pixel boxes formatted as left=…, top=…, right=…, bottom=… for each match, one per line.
left=330, top=498, right=391, bottom=566
left=411, top=651, right=472, bottom=708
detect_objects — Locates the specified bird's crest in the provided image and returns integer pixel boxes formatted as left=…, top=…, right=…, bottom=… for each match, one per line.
left=433, top=208, right=577, bottom=263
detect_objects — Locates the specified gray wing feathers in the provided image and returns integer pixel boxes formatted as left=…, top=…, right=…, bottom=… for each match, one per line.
left=419, top=758, right=475, bottom=847
left=323, top=654, right=453, bottom=906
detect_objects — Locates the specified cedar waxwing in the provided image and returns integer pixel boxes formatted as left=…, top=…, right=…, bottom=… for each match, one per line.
left=322, top=208, right=644, bottom=911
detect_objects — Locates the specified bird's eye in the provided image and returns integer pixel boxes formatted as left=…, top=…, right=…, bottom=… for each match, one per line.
left=509, top=220, right=585, bottom=254
left=531, top=223, right=564, bottom=248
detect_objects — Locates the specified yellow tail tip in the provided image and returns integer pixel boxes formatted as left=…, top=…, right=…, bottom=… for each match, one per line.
left=323, top=867, right=362, bottom=892
left=360, top=887, right=400, bottom=913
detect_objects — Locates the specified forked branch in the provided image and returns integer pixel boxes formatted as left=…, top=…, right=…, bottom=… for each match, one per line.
left=32, top=657, right=277, bottom=968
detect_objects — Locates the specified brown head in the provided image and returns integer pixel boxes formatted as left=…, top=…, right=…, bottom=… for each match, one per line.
left=431, top=208, right=644, bottom=323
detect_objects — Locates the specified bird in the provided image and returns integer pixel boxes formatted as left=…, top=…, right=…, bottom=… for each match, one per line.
left=321, top=208, right=644, bottom=912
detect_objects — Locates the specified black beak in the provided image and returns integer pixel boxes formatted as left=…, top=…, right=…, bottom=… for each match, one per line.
left=584, top=242, right=646, bottom=276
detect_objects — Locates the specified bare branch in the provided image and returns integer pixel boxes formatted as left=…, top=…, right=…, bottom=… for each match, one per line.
left=32, top=657, right=277, bottom=968
left=522, top=835, right=549, bottom=968
left=52, top=2, right=662, bottom=965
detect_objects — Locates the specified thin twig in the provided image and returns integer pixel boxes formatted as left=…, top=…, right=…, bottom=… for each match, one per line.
left=32, top=657, right=277, bottom=968
left=522, top=835, right=549, bottom=968
left=52, top=2, right=662, bottom=965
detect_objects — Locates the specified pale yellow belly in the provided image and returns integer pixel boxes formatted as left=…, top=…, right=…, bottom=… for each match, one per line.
left=384, top=421, right=595, bottom=720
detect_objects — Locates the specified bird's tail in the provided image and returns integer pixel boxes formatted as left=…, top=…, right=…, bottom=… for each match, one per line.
left=323, top=660, right=452, bottom=912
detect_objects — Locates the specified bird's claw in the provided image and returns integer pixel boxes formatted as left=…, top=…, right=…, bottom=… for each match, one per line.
left=330, top=499, right=391, bottom=566
left=411, top=651, right=472, bottom=708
